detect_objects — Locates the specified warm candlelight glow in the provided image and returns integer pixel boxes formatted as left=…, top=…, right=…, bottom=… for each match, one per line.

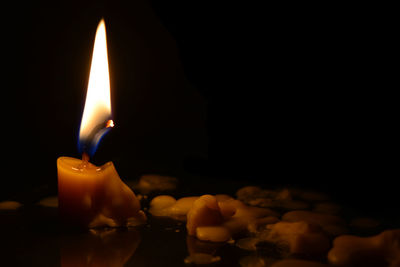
left=79, top=19, right=113, bottom=155
left=57, top=18, right=146, bottom=228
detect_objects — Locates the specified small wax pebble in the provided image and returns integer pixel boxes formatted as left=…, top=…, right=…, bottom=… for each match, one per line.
left=136, top=174, right=178, bottom=193
left=236, top=237, right=260, bottom=251
left=328, top=229, right=400, bottom=267
left=0, top=201, right=22, bottom=210
left=37, top=196, right=58, bottom=208
left=264, top=221, right=331, bottom=255
left=187, top=195, right=223, bottom=236
left=247, top=216, right=279, bottom=233
left=282, top=210, right=348, bottom=236
left=196, top=226, right=231, bottom=242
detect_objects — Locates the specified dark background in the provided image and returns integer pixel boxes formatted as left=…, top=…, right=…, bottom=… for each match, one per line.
left=1, top=1, right=397, bottom=216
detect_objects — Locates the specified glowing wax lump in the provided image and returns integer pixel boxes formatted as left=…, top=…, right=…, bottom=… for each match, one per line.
left=264, top=221, right=331, bottom=255
left=328, top=229, right=400, bottom=267
left=282, top=210, right=348, bottom=236
left=37, top=196, right=58, bottom=208
left=149, top=194, right=279, bottom=242
left=132, top=174, right=178, bottom=194
left=0, top=201, right=22, bottom=210
left=189, top=195, right=278, bottom=242
left=149, top=196, right=198, bottom=220
left=236, top=186, right=314, bottom=211
left=237, top=220, right=331, bottom=255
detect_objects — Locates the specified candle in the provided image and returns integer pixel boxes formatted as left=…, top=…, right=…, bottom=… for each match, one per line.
left=57, top=19, right=145, bottom=228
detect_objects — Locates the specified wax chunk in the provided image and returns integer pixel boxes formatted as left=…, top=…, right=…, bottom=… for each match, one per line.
left=186, top=195, right=224, bottom=235
left=264, top=221, right=331, bottom=255
left=282, top=210, right=347, bottom=236
left=0, top=201, right=22, bottom=210
left=37, top=196, right=58, bottom=208
left=169, top=197, right=199, bottom=217
left=247, top=216, right=279, bottom=233
left=328, top=229, right=400, bottom=266
left=148, top=195, right=177, bottom=216
left=136, top=174, right=178, bottom=193
left=196, top=226, right=231, bottom=242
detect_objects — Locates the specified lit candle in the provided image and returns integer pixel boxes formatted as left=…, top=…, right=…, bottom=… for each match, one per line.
left=57, top=19, right=145, bottom=228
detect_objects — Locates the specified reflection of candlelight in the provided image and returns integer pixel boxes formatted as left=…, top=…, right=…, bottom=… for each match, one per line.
left=60, top=229, right=140, bottom=267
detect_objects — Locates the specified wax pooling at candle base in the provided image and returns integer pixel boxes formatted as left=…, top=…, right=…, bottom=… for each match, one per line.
left=57, top=156, right=146, bottom=228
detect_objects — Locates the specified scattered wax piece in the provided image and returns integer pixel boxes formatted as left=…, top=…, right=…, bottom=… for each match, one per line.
left=313, top=202, right=341, bottom=215
left=187, top=195, right=224, bottom=235
left=183, top=194, right=279, bottom=242
left=247, top=198, right=274, bottom=207
left=222, top=200, right=278, bottom=234
left=234, top=204, right=279, bottom=219
left=215, top=194, right=234, bottom=202
left=239, top=187, right=309, bottom=211
left=37, top=196, right=59, bottom=208
left=196, top=226, right=231, bottom=242
left=169, top=197, right=199, bottom=217
left=275, top=189, right=292, bottom=201
left=184, top=253, right=221, bottom=265
left=282, top=210, right=348, bottom=236
left=328, top=229, right=400, bottom=267
left=0, top=201, right=22, bottom=210
left=264, top=221, right=331, bottom=255
left=237, top=187, right=292, bottom=203
left=148, top=195, right=177, bottom=216
left=247, top=216, right=279, bottom=233
left=236, top=237, right=260, bottom=251
left=136, top=174, right=178, bottom=193
left=149, top=195, right=240, bottom=222
left=236, top=186, right=263, bottom=200
left=271, top=259, right=329, bottom=267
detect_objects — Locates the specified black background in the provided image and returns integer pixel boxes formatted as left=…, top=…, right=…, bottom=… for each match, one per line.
left=1, top=1, right=397, bottom=217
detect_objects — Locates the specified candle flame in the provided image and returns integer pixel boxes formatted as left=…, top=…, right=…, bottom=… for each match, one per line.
left=79, top=19, right=113, bottom=156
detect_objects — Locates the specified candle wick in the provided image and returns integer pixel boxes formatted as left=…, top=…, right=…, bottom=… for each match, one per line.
left=79, top=152, right=90, bottom=169
left=82, top=152, right=90, bottom=163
